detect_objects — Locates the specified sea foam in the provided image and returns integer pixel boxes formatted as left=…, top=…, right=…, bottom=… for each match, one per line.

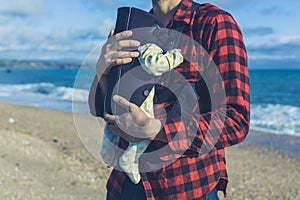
left=0, top=83, right=89, bottom=103
left=251, top=104, right=300, bottom=136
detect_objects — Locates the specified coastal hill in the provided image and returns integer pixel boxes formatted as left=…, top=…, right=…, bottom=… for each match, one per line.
left=0, top=60, right=81, bottom=69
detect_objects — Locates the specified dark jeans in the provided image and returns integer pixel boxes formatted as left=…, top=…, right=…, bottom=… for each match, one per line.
left=106, top=176, right=219, bottom=200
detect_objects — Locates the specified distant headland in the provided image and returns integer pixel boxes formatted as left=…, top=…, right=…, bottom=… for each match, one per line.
left=0, top=59, right=81, bottom=69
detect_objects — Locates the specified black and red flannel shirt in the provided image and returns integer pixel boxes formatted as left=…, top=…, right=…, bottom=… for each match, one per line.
left=103, top=0, right=250, bottom=199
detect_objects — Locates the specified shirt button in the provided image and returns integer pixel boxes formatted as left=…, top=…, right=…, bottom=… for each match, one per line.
left=143, top=90, right=149, bottom=97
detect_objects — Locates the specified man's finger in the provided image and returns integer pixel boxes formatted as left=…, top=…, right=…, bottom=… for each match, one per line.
left=112, top=58, right=133, bottom=66
left=117, top=40, right=140, bottom=49
left=113, top=95, right=140, bottom=113
left=109, top=51, right=140, bottom=59
left=114, top=30, right=133, bottom=41
left=108, top=29, right=115, bottom=38
left=118, top=51, right=140, bottom=58
left=113, top=95, right=131, bottom=110
left=110, top=40, right=140, bottom=51
left=104, top=113, right=117, bottom=123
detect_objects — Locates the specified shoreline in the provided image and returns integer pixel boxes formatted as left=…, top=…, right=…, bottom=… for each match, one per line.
left=2, top=101, right=300, bottom=158
left=3, top=100, right=300, bottom=136
left=0, top=101, right=299, bottom=199
left=241, top=130, right=300, bottom=159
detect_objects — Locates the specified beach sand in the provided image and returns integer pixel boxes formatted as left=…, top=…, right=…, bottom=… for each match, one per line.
left=0, top=102, right=299, bottom=199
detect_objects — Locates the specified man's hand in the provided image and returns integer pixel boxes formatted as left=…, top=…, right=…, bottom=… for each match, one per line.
left=96, top=29, right=141, bottom=77
left=105, top=95, right=162, bottom=141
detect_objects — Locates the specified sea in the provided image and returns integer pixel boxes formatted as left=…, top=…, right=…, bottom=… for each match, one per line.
left=0, top=68, right=299, bottom=137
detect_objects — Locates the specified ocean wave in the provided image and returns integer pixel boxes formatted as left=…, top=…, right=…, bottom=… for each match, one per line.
left=1, top=83, right=299, bottom=136
left=0, top=83, right=89, bottom=103
left=250, top=104, right=300, bottom=136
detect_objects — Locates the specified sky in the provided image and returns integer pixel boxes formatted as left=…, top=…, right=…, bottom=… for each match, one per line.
left=1, top=0, right=300, bottom=68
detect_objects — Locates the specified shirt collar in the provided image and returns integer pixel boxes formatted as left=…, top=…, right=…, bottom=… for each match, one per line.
left=149, top=0, right=193, bottom=27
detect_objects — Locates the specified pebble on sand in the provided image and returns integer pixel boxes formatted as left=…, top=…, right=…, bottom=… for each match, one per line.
left=8, top=118, right=16, bottom=124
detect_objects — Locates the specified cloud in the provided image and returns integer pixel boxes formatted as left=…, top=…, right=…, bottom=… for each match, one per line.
left=0, top=26, right=45, bottom=46
left=247, top=35, right=300, bottom=64
left=0, top=36, right=104, bottom=61
left=249, top=35, right=300, bottom=47
left=260, top=6, right=290, bottom=16
left=45, top=18, right=114, bottom=42
left=207, top=0, right=254, bottom=10
left=0, top=15, right=13, bottom=25
left=0, top=16, right=114, bottom=61
left=243, top=27, right=275, bottom=37
left=0, top=0, right=43, bottom=17
left=97, top=18, right=115, bottom=38
left=47, top=27, right=100, bottom=42
left=82, top=0, right=150, bottom=11
left=247, top=35, right=300, bottom=69
left=0, top=0, right=298, bottom=66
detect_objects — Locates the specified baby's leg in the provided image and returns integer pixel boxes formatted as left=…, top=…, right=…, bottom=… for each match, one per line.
left=119, top=86, right=155, bottom=183
left=119, top=140, right=150, bottom=184
left=100, top=125, right=120, bottom=167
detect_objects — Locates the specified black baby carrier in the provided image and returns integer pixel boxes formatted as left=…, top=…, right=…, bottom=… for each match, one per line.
left=89, top=2, right=201, bottom=117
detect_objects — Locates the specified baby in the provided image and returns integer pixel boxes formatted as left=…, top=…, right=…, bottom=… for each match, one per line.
left=101, top=42, right=184, bottom=184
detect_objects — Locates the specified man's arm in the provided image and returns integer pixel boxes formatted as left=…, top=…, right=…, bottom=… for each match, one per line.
left=155, top=12, right=250, bottom=156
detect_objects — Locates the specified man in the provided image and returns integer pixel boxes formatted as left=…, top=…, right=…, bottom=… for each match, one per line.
left=89, top=0, right=250, bottom=199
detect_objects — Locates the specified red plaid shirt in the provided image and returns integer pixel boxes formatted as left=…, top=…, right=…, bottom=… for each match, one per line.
left=104, top=0, right=250, bottom=199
